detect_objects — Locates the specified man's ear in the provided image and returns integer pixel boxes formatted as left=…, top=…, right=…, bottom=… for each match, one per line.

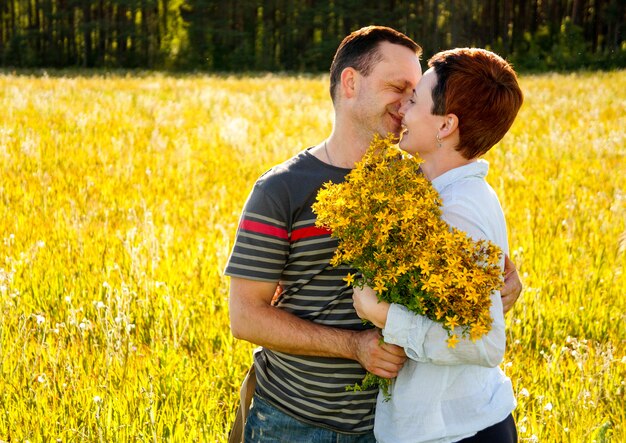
left=340, top=67, right=358, bottom=99
left=439, top=113, right=459, bottom=138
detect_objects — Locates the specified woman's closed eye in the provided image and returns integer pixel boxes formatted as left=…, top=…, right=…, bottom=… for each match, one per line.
left=408, top=89, right=417, bottom=104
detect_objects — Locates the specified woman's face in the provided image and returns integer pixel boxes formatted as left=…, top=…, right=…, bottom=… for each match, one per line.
left=398, top=68, right=441, bottom=156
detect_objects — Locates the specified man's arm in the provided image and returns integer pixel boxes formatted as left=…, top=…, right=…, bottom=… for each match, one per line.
left=501, top=255, right=522, bottom=313
left=229, top=277, right=406, bottom=378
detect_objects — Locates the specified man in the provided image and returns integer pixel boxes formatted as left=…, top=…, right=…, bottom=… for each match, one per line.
left=225, top=26, right=522, bottom=442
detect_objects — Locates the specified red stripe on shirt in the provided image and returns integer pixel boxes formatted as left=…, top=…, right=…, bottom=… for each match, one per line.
left=240, top=220, right=289, bottom=239
left=290, top=226, right=332, bottom=242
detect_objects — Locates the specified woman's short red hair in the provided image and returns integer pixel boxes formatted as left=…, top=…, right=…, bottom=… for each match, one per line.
left=429, top=48, right=523, bottom=159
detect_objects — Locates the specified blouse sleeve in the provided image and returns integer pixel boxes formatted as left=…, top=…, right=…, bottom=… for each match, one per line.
left=382, top=199, right=507, bottom=367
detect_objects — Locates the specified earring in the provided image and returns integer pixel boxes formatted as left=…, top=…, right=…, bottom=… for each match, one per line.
left=436, top=133, right=443, bottom=148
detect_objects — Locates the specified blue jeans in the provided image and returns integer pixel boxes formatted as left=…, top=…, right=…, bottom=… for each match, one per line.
left=244, top=394, right=376, bottom=443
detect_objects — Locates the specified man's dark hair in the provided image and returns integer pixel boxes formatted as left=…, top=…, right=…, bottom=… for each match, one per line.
left=329, top=26, right=421, bottom=103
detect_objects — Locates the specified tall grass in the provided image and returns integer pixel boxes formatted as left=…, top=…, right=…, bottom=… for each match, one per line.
left=0, top=70, right=624, bottom=442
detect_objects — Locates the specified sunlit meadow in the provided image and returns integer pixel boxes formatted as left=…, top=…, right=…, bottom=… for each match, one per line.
left=0, top=69, right=624, bottom=442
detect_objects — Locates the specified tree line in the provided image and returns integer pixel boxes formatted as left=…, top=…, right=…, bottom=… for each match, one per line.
left=1, top=0, right=625, bottom=72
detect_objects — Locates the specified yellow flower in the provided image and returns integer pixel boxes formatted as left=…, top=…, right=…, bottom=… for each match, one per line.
left=470, top=322, right=490, bottom=341
left=464, top=286, right=479, bottom=303
left=375, top=210, right=388, bottom=222
left=329, top=254, right=342, bottom=267
left=447, top=334, right=460, bottom=348
left=313, top=134, right=503, bottom=348
left=416, top=257, right=432, bottom=275
left=435, top=307, right=446, bottom=320
left=379, top=219, right=394, bottom=235
left=372, top=192, right=388, bottom=203
left=343, top=273, right=356, bottom=286
left=373, top=278, right=387, bottom=293
left=445, top=315, right=460, bottom=330
left=395, top=264, right=408, bottom=277
left=422, top=274, right=445, bottom=293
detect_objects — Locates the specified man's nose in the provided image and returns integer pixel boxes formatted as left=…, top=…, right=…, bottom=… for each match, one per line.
left=398, top=102, right=408, bottom=117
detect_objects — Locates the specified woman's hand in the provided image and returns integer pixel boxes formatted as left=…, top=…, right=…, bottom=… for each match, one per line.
left=352, top=285, right=390, bottom=329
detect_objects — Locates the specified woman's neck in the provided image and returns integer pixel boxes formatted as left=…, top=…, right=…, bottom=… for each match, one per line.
left=420, top=149, right=474, bottom=181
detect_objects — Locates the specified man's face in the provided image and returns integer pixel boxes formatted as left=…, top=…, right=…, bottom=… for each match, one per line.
left=352, top=42, right=422, bottom=138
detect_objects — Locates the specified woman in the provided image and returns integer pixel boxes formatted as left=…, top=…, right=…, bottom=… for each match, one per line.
left=352, top=48, right=523, bottom=443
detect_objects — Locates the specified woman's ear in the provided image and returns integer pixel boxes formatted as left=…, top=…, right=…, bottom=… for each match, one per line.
left=340, top=67, right=358, bottom=99
left=439, top=113, right=459, bottom=138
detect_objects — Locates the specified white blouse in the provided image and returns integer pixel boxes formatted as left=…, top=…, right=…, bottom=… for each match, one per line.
left=374, top=160, right=516, bottom=443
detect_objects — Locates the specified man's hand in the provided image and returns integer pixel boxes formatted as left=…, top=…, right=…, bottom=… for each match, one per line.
left=353, top=328, right=406, bottom=379
left=229, top=277, right=404, bottom=367
left=502, top=255, right=522, bottom=314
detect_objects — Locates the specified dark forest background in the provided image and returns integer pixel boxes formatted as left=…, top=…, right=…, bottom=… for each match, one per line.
left=1, top=0, right=625, bottom=72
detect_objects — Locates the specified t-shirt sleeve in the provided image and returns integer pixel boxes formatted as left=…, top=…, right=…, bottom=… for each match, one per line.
left=224, top=183, right=290, bottom=282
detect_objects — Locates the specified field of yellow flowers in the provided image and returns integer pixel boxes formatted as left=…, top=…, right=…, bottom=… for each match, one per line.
left=0, top=69, right=624, bottom=442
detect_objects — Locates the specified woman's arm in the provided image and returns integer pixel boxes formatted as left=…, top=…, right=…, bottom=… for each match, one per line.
left=352, top=197, right=508, bottom=367
left=353, top=284, right=505, bottom=367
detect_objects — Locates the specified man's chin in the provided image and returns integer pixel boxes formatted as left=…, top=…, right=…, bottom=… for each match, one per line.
left=390, top=131, right=403, bottom=143
left=378, top=128, right=402, bottom=141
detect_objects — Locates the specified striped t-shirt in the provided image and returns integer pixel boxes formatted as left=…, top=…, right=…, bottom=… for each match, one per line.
left=224, top=148, right=377, bottom=433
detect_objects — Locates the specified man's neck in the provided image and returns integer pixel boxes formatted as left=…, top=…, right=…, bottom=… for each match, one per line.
left=327, top=122, right=376, bottom=169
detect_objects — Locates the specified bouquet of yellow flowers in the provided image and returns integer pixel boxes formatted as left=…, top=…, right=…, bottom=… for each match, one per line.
left=312, top=135, right=503, bottom=393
